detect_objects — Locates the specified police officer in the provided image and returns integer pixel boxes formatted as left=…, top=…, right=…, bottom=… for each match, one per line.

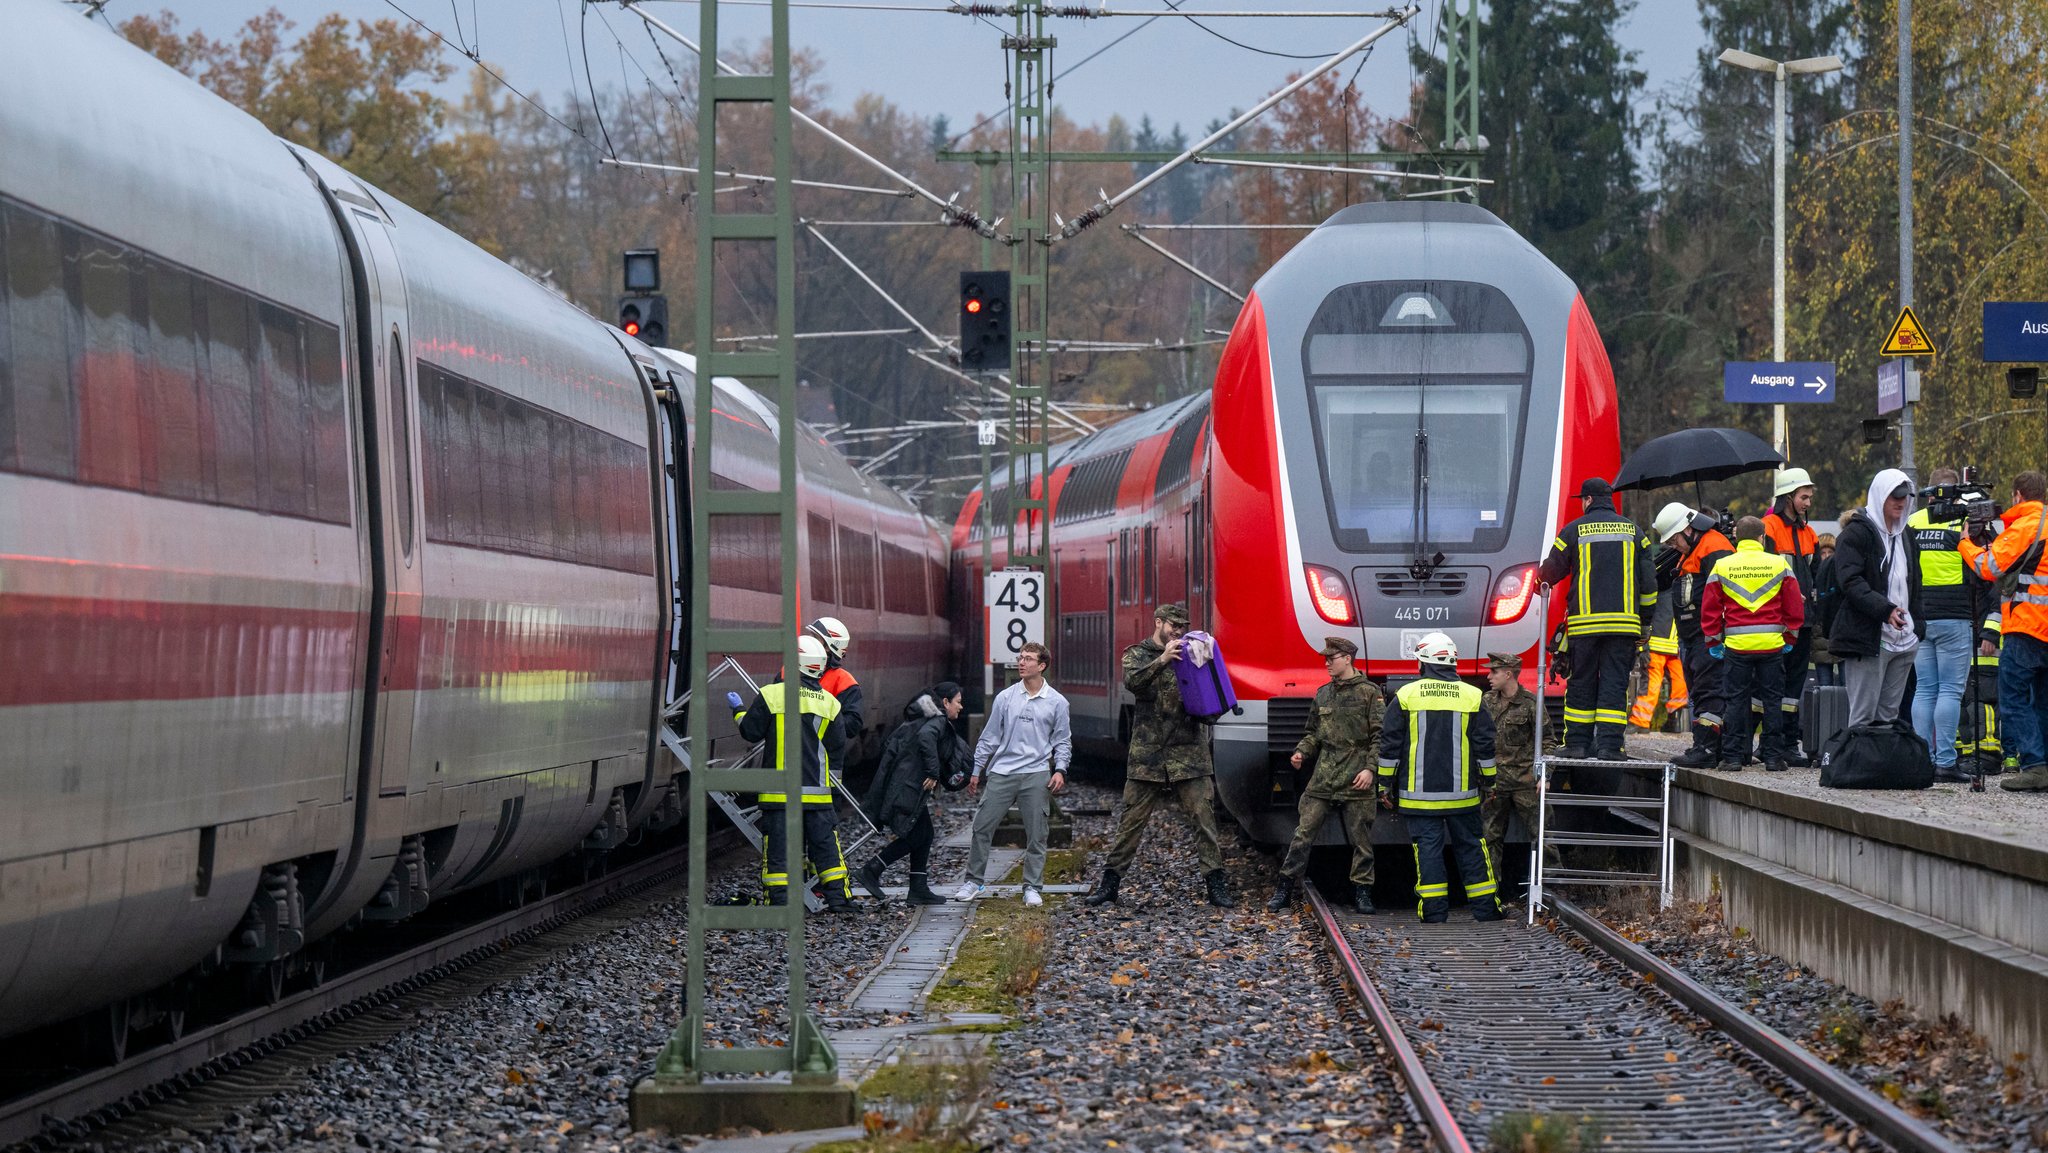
left=1655, top=503, right=1736, bottom=768
left=1481, top=652, right=1546, bottom=890
left=1906, top=470, right=1984, bottom=782
left=732, top=634, right=855, bottom=912
left=1085, top=603, right=1234, bottom=908
left=1763, top=468, right=1820, bottom=764
left=1702, top=517, right=1805, bottom=772
left=1268, top=637, right=1384, bottom=915
left=1537, top=477, right=1657, bottom=760
left=807, top=616, right=863, bottom=756
left=1377, top=631, right=1503, bottom=923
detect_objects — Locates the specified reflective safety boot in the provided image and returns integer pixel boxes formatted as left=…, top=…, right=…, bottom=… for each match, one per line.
left=854, top=858, right=888, bottom=901
left=1205, top=868, right=1237, bottom=908
left=1083, top=868, right=1121, bottom=907
left=1265, top=877, right=1295, bottom=913
left=821, top=886, right=857, bottom=914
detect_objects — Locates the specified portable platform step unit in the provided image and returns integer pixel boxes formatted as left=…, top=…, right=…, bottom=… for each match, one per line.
left=1525, top=601, right=1675, bottom=925
left=658, top=657, right=884, bottom=914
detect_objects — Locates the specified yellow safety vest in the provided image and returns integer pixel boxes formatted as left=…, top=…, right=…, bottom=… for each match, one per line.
left=749, top=681, right=842, bottom=804
left=1707, top=541, right=1793, bottom=653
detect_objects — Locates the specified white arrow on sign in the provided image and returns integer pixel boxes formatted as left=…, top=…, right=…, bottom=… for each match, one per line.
left=1805, top=377, right=1828, bottom=392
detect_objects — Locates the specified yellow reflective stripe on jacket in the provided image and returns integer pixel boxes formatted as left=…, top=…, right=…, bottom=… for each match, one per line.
left=1708, top=542, right=1793, bottom=651
left=756, top=680, right=843, bottom=804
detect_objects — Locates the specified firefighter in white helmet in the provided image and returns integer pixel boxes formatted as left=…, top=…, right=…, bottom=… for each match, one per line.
left=729, top=634, right=855, bottom=912
left=806, top=616, right=864, bottom=757
left=1375, top=631, right=1504, bottom=923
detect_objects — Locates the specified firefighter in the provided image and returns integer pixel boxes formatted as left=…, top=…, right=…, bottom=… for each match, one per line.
left=1629, top=584, right=1689, bottom=732
left=1957, top=611, right=2006, bottom=776
left=1960, top=470, right=2048, bottom=792
left=807, top=616, right=863, bottom=754
left=1702, top=517, right=1805, bottom=772
left=1655, top=503, right=1736, bottom=768
left=1377, top=631, right=1504, bottom=924
left=1762, top=468, right=1820, bottom=764
left=1537, top=477, right=1657, bottom=760
left=732, top=634, right=855, bottom=911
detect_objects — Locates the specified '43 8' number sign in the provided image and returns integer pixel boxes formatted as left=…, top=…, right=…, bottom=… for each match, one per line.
left=985, top=569, right=1046, bottom=667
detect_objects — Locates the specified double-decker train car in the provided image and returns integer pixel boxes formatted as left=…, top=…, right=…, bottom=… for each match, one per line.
left=0, top=3, right=945, bottom=1053
left=952, top=202, right=1620, bottom=844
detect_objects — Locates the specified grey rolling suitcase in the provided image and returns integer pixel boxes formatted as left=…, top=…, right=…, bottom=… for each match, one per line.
left=1803, top=684, right=1849, bottom=756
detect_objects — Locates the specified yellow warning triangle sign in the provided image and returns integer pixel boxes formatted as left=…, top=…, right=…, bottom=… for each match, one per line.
left=1880, top=306, right=1936, bottom=357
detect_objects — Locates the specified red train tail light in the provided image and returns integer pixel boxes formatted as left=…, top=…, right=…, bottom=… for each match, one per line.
left=1489, top=563, right=1538, bottom=624
left=1304, top=564, right=1355, bottom=625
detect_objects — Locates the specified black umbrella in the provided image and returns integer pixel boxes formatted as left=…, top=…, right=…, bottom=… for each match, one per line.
left=1612, top=427, right=1783, bottom=495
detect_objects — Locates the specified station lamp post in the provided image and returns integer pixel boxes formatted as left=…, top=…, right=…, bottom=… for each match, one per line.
left=1717, top=47, right=1843, bottom=465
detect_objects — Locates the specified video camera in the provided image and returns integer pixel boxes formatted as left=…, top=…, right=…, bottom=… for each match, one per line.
left=1920, top=466, right=2001, bottom=526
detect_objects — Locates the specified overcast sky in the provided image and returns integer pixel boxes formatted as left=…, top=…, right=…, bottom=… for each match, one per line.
left=87, top=0, right=1714, bottom=152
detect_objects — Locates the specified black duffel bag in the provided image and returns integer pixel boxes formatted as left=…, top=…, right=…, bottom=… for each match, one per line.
left=1817, top=720, right=1934, bottom=789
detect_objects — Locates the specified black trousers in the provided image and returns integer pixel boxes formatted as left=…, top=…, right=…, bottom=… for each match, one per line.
left=762, top=805, right=850, bottom=897
left=1563, top=633, right=1636, bottom=755
left=1721, top=651, right=1789, bottom=764
left=1408, top=807, right=1497, bottom=920
left=1682, top=632, right=1727, bottom=754
left=875, top=807, right=934, bottom=873
left=1780, top=627, right=1813, bottom=750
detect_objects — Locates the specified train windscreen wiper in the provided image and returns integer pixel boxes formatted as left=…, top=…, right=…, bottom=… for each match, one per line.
left=1408, top=411, right=1446, bottom=584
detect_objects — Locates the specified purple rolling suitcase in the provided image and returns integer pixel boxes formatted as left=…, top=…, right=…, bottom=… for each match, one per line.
left=1173, top=630, right=1240, bottom=720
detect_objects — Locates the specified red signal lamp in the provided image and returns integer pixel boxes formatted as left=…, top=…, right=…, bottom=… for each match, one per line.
left=965, top=298, right=984, bottom=314
left=623, top=321, right=641, bottom=336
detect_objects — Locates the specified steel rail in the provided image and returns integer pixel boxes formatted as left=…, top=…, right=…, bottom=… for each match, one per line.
left=1551, top=897, right=1962, bottom=1153
left=1, top=837, right=721, bottom=1148
left=1301, top=886, right=1475, bottom=1153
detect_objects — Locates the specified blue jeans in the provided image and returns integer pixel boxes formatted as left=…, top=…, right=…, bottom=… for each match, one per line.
left=1912, top=619, right=1975, bottom=768
left=2001, top=632, right=2048, bottom=771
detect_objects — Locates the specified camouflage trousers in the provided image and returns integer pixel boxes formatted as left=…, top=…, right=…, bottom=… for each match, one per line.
left=1104, top=776, right=1224, bottom=874
left=1278, top=794, right=1375, bottom=886
left=1482, top=785, right=1556, bottom=875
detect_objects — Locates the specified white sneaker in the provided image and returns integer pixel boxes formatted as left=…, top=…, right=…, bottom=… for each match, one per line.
left=1022, top=887, right=1044, bottom=908
left=952, top=882, right=985, bottom=902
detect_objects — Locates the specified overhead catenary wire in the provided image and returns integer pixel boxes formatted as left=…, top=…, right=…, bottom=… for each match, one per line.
left=801, top=222, right=955, bottom=351
left=1191, top=155, right=1491, bottom=185
left=601, top=156, right=916, bottom=197
left=1118, top=225, right=1245, bottom=301
left=381, top=0, right=606, bottom=156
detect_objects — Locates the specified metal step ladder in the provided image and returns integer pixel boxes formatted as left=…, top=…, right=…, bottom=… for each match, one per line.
left=660, top=656, right=884, bottom=913
left=1526, top=602, right=1676, bottom=925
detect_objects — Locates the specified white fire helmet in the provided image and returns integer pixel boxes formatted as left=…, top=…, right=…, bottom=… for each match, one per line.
left=1652, top=502, right=1696, bottom=545
left=1773, top=467, right=1814, bottom=499
left=807, top=616, right=851, bottom=660
left=797, top=634, right=829, bottom=680
left=1413, top=630, right=1458, bottom=666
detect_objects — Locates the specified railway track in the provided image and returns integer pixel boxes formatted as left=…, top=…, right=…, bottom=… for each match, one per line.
left=1304, top=886, right=1961, bottom=1153
left=0, top=830, right=740, bottom=1151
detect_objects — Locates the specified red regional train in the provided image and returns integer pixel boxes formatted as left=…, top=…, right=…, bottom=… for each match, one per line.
left=951, top=202, right=1620, bottom=844
left=0, top=5, right=946, bottom=1054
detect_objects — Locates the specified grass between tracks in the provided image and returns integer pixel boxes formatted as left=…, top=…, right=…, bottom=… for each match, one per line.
left=927, top=892, right=1055, bottom=1016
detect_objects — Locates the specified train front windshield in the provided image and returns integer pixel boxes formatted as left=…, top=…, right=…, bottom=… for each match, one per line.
left=1299, top=281, right=1533, bottom=554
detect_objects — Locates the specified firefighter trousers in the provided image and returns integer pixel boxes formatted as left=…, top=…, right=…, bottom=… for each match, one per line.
left=1563, top=634, right=1636, bottom=755
left=1629, top=652, right=1689, bottom=728
left=762, top=804, right=851, bottom=898
left=1681, top=633, right=1727, bottom=756
left=1408, top=807, right=1498, bottom=921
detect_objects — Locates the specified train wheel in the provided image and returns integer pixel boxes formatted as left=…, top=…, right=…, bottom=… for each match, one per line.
left=86, top=999, right=132, bottom=1065
left=244, top=959, right=286, bottom=1006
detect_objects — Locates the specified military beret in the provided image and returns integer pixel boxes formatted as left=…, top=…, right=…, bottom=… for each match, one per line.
left=1319, top=636, right=1358, bottom=658
left=1154, top=602, right=1190, bottom=626
left=1486, top=652, right=1523, bottom=672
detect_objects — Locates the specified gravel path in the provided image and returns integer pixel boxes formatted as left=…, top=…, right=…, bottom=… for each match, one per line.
left=971, top=785, right=1422, bottom=1152
left=46, top=804, right=977, bottom=1153
left=1609, top=896, right=2048, bottom=1152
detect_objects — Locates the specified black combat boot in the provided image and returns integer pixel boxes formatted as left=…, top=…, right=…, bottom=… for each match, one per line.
left=1471, top=898, right=1505, bottom=923
left=1670, top=726, right=1720, bottom=768
left=1352, top=885, right=1376, bottom=916
left=854, top=858, right=888, bottom=901
left=1083, top=869, right=1121, bottom=906
left=905, top=871, right=947, bottom=905
left=1558, top=744, right=1590, bottom=761
left=821, top=887, right=857, bottom=914
left=1265, top=877, right=1295, bottom=913
left=1205, top=869, right=1237, bottom=908
left=767, top=887, right=789, bottom=906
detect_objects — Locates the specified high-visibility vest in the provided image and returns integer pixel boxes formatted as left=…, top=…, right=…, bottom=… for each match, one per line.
left=1378, top=677, right=1493, bottom=812
left=1647, top=592, right=1680, bottom=655
left=1707, top=541, right=1794, bottom=652
left=1907, top=508, right=1972, bottom=620
left=747, top=681, right=842, bottom=804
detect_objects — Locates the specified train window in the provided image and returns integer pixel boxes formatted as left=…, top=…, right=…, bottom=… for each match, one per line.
left=1300, top=280, right=1532, bottom=554
left=2, top=204, right=76, bottom=478
left=1143, top=526, right=1157, bottom=604
left=473, top=387, right=509, bottom=549
left=257, top=303, right=311, bottom=517
left=144, top=261, right=205, bottom=500
left=1153, top=406, right=1209, bottom=497
left=1186, top=498, right=1208, bottom=595
left=202, top=281, right=262, bottom=509
left=928, top=554, right=947, bottom=618
left=75, top=234, right=145, bottom=491
left=808, top=513, right=836, bottom=602
left=387, top=331, right=414, bottom=555
left=548, top=417, right=576, bottom=561
left=305, top=323, right=348, bottom=524
left=838, top=526, right=877, bottom=610
left=883, top=542, right=926, bottom=615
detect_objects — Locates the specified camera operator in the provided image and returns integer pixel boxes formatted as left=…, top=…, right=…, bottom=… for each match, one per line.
left=1910, top=468, right=1994, bottom=782
left=1960, top=470, right=2048, bottom=792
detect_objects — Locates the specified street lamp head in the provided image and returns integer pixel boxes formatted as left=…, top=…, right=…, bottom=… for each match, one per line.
left=1786, top=54, right=1845, bottom=74
left=1717, top=47, right=1778, bottom=73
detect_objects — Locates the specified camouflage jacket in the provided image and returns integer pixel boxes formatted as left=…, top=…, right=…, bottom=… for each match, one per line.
left=1485, top=685, right=1538, bottom=788
left=1293, top=673, right=1385, bottom=801
left=1122, top=639, right=1213, bottom=782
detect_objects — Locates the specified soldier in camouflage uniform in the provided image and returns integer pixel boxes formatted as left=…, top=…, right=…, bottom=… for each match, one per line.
left=1481, top=651, right=1550, bottom=896
left=1268, top=637, right=1384, bottom=915
left=1084, top=603, right=1235, bottom=908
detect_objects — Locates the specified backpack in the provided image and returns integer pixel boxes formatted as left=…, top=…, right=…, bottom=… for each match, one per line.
left=1812, top=553, right=1844, bottom=639
left=1818, top=720, right=1933, bottom=789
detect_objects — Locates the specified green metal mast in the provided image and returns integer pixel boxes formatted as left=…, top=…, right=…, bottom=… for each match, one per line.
left=1005, top=0, right=1053, bottom=571
left=1442, top=0, right=1482, bottom=184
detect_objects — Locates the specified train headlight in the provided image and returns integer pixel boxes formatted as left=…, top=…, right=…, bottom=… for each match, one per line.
left=1488, top=563, right=1539, bottom=625
left=1304, top=564, right=1355, bottom=625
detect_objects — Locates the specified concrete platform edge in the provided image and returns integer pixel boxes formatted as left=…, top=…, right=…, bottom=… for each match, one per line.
left=627, top=1079, right=859, bottom=1135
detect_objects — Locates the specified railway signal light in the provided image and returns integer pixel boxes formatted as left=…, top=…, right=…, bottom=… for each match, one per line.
left=617, top=294, right=668, bottom=345
left=959, top=270, right=1011, bottom=372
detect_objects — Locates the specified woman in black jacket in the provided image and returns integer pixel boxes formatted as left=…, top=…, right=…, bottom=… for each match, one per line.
left=1831, top=469, right=1926, bottom=726
left=854, top=682, right=966, bottom=905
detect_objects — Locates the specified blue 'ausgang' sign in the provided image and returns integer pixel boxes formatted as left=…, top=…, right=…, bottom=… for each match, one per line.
left=1722, top=361, right=1836, bottom=404
left=1983, top=303, right=2048, bottom=363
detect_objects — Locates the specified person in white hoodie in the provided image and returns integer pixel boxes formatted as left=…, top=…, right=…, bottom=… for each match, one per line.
left=1830, top=468, right=1926, bottom=726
